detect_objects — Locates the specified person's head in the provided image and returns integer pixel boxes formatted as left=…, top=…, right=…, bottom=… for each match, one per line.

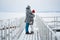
left=26, top=5, right=31, bottom=9
left=32, top=9, right=35, bottom=13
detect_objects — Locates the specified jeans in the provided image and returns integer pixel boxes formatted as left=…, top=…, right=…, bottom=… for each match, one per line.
left=25, top=23, right=29, bottom=32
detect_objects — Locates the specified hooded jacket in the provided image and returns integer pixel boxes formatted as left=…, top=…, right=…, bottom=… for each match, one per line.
left=25, top=6, right=35, bottom=23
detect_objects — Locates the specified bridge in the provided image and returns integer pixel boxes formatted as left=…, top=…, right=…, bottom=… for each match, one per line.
left=0, top=15, right=60, bottom=40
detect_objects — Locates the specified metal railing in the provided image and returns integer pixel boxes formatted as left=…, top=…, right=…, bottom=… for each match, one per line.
left=0, top=17, right=25, bottom=40
left=0, top=15, right=60, bottom=40
left=36, top=15, right=57, bottom=40
left=40, top=16, right=60, bottom=28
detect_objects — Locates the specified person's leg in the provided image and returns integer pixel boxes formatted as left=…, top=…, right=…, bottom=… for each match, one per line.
left=31, top=20, right=34, bottom=33
left=30, top=25, right=33, bottom=31
left=30, top=25, right=34, bottom=33
left=25, top=23, right=29, bottom=33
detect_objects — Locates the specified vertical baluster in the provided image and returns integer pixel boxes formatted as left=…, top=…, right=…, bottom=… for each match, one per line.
left=0, top=20, right=4, bottom=40
left=47, top=29, right=49, bottom=40
left=0, top=22, right=2, bottom=40
left=10, top=20, right=13, bottom=40
left=4, top=25, right=7, bottom=40
left=8, top=19, right=10, bottom=40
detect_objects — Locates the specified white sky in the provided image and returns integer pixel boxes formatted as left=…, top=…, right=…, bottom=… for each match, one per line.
left=0, top=0, right=60, bottom=12
left=0, top=0, right=60, bottom=19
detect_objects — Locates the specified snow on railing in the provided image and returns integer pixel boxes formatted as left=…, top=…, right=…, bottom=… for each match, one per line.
left=0, top=17, right=25, bottom=40
left=36, top=15, right=57, bottom=40
left=40, top=16, right=60, bottom=28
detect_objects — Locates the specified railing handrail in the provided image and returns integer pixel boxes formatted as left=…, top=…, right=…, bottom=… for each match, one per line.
left=40, top=16, right=60, bottom=18
left=0, top=17, right=25, bottom=40
left=37, top=15, right=56, bottom=35
left=0, top=26, right=16, bottom=30
left=41, top=18, right=55, bottom=34
left=12, top=17, right=25, bottom=40
left=45, top=21, right=60, bottom=23
left=40, top=16, right=60, bottom=28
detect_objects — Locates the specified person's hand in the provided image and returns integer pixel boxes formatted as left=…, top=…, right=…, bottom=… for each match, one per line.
left=29, top=21, right=33, bottom=25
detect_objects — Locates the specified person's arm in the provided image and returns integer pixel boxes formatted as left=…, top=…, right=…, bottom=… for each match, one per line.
left=29, top=13, right=34, bottom=17
left=26, top=9, right=35, bottom=18
left=27, top=12, right=35, bottom=18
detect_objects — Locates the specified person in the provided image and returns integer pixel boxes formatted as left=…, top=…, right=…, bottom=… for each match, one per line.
left=30, top=9, right=35, bottom=33
left=25, top=5, right=35, bottom=34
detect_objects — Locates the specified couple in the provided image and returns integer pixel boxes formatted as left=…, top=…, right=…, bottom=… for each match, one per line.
left=25, top=5, right=35, bottom=34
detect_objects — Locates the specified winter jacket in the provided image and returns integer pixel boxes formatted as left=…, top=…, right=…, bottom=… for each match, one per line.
left=25, top=7, right=35, bottom=24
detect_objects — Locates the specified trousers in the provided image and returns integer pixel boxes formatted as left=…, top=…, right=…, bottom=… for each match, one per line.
left=25, top=23, right=29, bottom=32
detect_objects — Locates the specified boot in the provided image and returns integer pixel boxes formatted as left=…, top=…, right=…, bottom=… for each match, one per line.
left=31, top=31, right=34, bottom=34
left=26, top=32, right=30, bottom=34
left=26, top=32, right=34, bottom=34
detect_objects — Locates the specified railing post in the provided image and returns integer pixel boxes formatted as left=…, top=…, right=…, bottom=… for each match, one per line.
left=8, top=19, right=10, bottom=40
left=0, top=20, right=4, bottom=40
left=1, top=30, right=3, bottom=40
left=4, top=26, right=7, bottom=40
left=48, top=29, right=49, bottom=40
left=51, top=32, right=52, bottom=40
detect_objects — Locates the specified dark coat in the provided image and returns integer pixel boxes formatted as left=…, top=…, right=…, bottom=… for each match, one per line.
left=25, top=7, right=35, bottom=24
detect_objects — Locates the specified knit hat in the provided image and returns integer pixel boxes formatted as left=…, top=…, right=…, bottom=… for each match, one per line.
left=32, top=9, right=35, bottom=13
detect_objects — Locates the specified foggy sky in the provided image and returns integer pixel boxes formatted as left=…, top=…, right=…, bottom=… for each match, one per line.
left=0, top=0, right=60, bottom=12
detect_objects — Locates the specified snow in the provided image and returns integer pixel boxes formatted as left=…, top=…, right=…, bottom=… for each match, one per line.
left=0, top=12, right=25, bottom=20
left=0, top=12, right=60, bottom=40
left=37, top=13, right=60, bottom=40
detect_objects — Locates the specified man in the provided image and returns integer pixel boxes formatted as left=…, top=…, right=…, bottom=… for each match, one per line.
left=25, top=5, right=35, bottom=34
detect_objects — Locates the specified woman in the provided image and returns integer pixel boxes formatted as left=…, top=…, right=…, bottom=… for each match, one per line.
left=25, top=5, right=35, bottom=34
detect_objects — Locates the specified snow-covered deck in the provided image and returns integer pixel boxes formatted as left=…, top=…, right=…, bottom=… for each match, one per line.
left=0, top=15, right=60, bottom=40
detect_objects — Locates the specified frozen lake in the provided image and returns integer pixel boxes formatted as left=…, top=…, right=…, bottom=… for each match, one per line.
left=0, top=12, right=60, bottom=20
